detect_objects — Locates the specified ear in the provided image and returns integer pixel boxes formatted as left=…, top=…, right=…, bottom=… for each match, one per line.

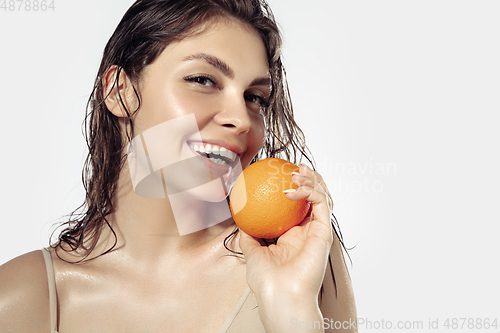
left=102, top=65, right=138, bottom=118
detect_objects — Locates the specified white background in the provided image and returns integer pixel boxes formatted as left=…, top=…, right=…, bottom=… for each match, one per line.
left=1, top=1, right=499, bottom=331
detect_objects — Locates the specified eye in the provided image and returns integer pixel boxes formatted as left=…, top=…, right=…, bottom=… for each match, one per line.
left=183, top=75, right=218, bottom=88
left=245, top=93, right=270, bottom=108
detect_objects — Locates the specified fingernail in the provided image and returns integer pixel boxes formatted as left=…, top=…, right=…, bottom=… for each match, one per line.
left=291, top=172, right=303, bottom=177
left=283, top=189, right=296, bottom=193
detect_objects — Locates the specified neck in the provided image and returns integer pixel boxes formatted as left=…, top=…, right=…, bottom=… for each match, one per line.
left=102, top=162, right=237, bottom=264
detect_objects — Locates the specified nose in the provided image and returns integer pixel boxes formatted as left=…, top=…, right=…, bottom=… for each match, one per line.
left=213, top=93, right=252, bottom=134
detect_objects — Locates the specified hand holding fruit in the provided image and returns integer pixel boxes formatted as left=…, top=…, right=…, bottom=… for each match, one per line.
left=231, top=159, right=334, bottom=302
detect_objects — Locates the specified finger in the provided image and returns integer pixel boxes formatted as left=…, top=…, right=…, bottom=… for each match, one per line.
left=298, top=164, right=334, bottom=213
left=299, top=164, right=322, bottom=182
left=284, top=186, right=330, bottom=224
left=292, top=170, right=330, bottom=204
left=298, top=165, right=329, bottom=192
left=238, top=229, right=262, bottom=258
left=291, top=175, right=332, bottom=214
left=291, top=172, right=315, bottom=188
left=287, top=186, right=333, bottom=245
left=292, top=171, right=325, bottom=193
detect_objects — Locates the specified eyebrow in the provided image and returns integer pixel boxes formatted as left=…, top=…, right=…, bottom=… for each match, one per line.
left=250, top=76, right=271, bottom=88
left=184, top=53, right=234, bottom=79
left=183, top=52, right=271, bottom=88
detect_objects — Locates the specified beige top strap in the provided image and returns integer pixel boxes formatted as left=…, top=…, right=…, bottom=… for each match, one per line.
left=220, top=286, right=266, bottom=333
left=218, top=286, right=251, bottom=333
left=41, top=248, right=58, bottom=333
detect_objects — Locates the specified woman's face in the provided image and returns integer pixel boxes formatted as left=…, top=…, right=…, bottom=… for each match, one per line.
left=131, top=19, right=270, bottom=178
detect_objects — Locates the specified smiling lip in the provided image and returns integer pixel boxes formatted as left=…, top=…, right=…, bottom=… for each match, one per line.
left=187, top=140, right=243, bottom=156
left=187, top=140, right=241, bottom=166
left=187, top=141, right=240, bottom=178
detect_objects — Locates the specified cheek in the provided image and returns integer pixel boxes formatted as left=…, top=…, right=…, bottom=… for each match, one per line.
left=139, top=82, right=212, bottom=120
left=168, top=88, right=220, bottom=124
left=163, top=89, right=206, bottom=118
left=131, top=87, right=181, bottom=133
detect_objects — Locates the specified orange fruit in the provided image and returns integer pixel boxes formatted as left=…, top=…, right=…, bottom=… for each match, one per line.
left=229, top=158, right=311, bottom=238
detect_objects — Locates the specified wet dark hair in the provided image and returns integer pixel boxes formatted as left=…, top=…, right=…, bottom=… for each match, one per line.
left=51, top=0, right=347, bottom=300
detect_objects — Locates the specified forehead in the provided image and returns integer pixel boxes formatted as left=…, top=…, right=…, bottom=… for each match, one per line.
left=146, top=19, right=269, bottom=78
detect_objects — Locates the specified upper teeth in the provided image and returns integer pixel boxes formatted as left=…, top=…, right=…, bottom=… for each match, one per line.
left=190, top=143, right=238, bottom=164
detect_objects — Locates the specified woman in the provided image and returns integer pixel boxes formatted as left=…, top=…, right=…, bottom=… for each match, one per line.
left=0, top=0, right=356, bottom=332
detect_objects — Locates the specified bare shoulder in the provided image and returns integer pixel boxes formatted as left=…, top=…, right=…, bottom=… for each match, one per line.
left=320, top=234, right=357, bottom=333
left=0, top=250, right=51, bottom=332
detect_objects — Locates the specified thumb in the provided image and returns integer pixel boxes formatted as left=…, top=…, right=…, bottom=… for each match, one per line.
left=238, top=229, right=261, bottom=258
